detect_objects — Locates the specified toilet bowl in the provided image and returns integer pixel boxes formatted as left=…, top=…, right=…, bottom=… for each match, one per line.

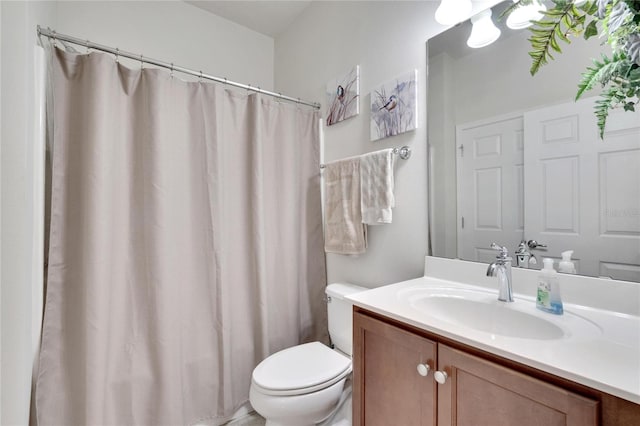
left=249, top=283, right=366, bottom=426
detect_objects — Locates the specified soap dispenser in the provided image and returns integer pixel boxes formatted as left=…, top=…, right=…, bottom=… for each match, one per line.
left=536, top=258, right=563, bottom=315
left=558, top=250, right=576, bottom=274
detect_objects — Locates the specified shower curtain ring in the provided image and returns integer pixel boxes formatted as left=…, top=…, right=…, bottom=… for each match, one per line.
left=52, top=30, right=57, bottom=47
left=140, top=54, right=144, bottom=69
left=115, top=48, right=119, bottom=63
left=86, top=40, right=90, bottom=54
left=199, top=70, right=203, bottom=82
left=170, top=63, right=174, bottom=78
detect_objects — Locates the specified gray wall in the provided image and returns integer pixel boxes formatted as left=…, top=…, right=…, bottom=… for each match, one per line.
left=274, top=1, right=496, bottom=287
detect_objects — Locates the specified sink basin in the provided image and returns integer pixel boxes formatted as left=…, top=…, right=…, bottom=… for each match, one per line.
left=398, top=286, right=602, bottom=341
left=415, top=295, right=564, bottom=339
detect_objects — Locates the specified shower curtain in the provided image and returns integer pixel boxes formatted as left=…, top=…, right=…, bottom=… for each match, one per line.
left=35, top=47, right=327, bottom=425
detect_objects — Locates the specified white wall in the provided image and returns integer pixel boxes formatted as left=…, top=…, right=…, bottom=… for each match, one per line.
left=452, top=30, right=607, bottom=124
left=55, top=1, right=274, bottom=90
left=1, top=2, right=274, bottom=424
left=1, top=3, right=57, bottom=424
left=274, top=1, right=495, bottom=288
left=1, top=5, right=3, bottom=421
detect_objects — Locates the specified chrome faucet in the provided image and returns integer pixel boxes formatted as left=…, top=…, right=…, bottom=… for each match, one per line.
left=514, top=239, right=547, bottom=268
left=514, top=240, right=537, bottom=268
left=486, top=243, right=514, bottom=302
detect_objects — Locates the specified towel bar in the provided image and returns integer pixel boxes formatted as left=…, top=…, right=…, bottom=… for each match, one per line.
left=320, top=145, right=411, bottom=169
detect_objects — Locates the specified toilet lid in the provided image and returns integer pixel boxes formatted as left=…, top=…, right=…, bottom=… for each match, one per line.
left=252, top=342, right=351, bottom=393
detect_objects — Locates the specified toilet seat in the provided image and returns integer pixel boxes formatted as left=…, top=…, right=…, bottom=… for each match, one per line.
left=252, top=342, right=351, bottom=396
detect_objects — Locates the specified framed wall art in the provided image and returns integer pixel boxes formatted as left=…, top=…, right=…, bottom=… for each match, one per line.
left=370, top=70, right=418, bottom=141
left=326, top=65, right=360, bottom=126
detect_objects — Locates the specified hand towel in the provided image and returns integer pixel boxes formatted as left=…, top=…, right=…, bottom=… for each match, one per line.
left=323, top=158, right=367, bottom=255
left=360, top=148, right=396, bottom=225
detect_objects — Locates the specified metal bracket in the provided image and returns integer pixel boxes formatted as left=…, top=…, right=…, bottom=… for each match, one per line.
left=393, top=145, right=412, bottom=160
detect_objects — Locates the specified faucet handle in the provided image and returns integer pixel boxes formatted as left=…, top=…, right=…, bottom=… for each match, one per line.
left=527, top=240, right=547, bottom=249
left=514, top=240, right=528, bottom=254
left=490, top=242, right=508, bottom=256
left=490, top=243, right=512, bottom=261
left=490, top=242, right=505, bottom=251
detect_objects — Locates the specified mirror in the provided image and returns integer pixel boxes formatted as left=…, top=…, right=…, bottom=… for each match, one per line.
left=427, top=1, right=640, bottom=282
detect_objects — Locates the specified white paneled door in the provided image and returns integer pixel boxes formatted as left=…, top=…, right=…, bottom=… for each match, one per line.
left=457, top=115, right=525, bottom=263
left=524, top=97, right=640, bottom=281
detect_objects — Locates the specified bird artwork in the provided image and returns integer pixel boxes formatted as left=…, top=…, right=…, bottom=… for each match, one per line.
left=325, top=66, right=360, bottom=126
left=379, top=95, right=398, bottom=112
left=337, top=85, right=345, bottom=103
left=370, top=70, right=418, bottom=141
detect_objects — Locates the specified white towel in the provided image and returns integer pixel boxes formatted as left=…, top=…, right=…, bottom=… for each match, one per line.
left=360, top=148, right=396, bottom=225
left=323, top=158, right=367, bottom=255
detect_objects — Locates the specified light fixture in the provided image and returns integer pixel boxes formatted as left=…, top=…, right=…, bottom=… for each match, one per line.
left=435, top=0, right=473, bottom=26
left=506, top=0, right=547, bottom=30
left=467, top=9, right=501, bottom=49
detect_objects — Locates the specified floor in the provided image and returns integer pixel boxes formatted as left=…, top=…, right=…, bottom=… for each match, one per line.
left=224, top=386, right=352, bottom=426
left=223, top=412, right=265, bottom=426
left=223, top=408, right=352, bottom=426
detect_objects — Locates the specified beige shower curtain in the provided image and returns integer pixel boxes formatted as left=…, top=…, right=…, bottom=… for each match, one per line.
left=35, top=47, right=327, bottom=426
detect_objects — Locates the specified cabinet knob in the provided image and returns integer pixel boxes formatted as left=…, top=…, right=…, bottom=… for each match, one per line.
left=434, top=370, right=448, bottom=384
left=417, top=363, right=430, bottom=377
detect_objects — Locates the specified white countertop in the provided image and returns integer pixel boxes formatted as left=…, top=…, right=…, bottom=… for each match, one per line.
left=347, top=276, right=640, bottom=404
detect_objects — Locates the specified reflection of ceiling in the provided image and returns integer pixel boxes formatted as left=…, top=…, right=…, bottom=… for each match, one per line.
left=428, top=0, right=520, bottom=60
left=185, top=1, right=312, bottom=37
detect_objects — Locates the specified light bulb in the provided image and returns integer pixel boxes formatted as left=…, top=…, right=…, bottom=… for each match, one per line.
left=435, top=0, right=473, bottom=26
left=506, top=0, right=547, bottom=30
left=467, top=9, right=501, bottom=48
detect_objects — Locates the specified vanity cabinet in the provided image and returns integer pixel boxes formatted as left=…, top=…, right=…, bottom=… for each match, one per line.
left=436, top=344, right=597, bottom=426
left=352, top=311, right=437, bottom=426
left=353, top=309, right=602, bottom=426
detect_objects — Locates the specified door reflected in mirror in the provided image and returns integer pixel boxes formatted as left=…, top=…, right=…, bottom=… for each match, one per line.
left=427, top=1, right=640, bottom=282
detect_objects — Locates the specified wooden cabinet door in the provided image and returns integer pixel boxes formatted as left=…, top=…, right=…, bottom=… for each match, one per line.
left=353, top=312, right=437, bottom=426
left=436, top=344, right=599, bottom=426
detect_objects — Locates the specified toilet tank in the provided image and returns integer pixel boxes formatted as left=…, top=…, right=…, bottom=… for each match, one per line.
left=326, top=283, right=367, bottom=357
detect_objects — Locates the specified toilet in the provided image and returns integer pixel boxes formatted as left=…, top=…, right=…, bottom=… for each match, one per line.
left=249, top=283, right=366, bottom=426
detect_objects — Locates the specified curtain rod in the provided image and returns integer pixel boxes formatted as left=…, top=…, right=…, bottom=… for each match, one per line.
left=37, top=26, right=321, bottom=110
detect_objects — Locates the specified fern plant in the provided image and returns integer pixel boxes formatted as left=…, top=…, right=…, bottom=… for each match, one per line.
left=512, top=0, right=640, bottom=137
